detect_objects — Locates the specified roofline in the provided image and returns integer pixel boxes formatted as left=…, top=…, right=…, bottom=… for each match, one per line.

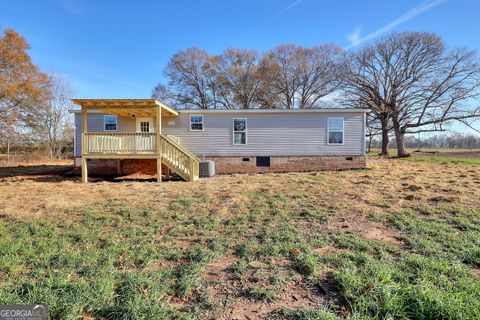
left=178, top=108, right=370, bottom=114
left=69, top=108, right=370, bottom=114
left=70, top=99, right=179, bottom=116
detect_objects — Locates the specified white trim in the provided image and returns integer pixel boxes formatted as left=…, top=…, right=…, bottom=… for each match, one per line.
left=189, top=114, right=204, bottom=131
left=70, top=108, right=370, bottom=114
left=327, top=117, right=344, bottom=145
left=362, top=113, right=366, bottom=154
left=233, top=118, right=247, bottom=145
left=73, top=123, right=77, bottom=157
left=103, top=115, right=118, bottom=132
left=179, top=108, right=370, bottom=114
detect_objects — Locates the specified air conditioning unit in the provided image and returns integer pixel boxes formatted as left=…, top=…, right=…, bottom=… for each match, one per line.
left=199, top=160, right=215, bottom=177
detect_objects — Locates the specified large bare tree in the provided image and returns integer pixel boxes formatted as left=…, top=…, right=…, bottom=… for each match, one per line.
left=163, top=47, right=218, bottom=109
left=212, top=48, right=262, bottom=109
left=259, top=44, right=300, bottom=109
left=342, top=32, right=480, bottom=157
left=341, top=48, right=393, bottom=155
left=259, top=44, right=343, bottom=109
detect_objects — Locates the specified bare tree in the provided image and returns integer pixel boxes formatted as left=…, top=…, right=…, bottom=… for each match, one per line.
left=344, top=32, right=480, bottom=157
left=296, top=44, right=343, bottom=108
left=163, top=47, right=218, bottom=109
left=259, top=44, right=300, bottom=109
left=341, top=49, right=393, bottom=155
left=365, top=113, right=383, bottom=153
left=28, top=73, right=74, bottom=159
left=259, top=44, right=343, bottom=109
left=151, top=83, right=178, bottom=108
left=384, top=33, right=480, bottom=156
left=212, top=48, right=262, bottom=109
left=341, top=32, right=480, bottom=157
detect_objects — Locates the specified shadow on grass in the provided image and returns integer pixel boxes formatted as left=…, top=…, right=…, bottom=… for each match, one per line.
left=0, top=164, right=73, bottom=180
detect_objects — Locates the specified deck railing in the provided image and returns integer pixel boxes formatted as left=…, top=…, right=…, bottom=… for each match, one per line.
left=83, top=132, right=157, bottom=154
left=160, top=135, right=199, bottom=181
left=82, top=132, right=199, bottom=181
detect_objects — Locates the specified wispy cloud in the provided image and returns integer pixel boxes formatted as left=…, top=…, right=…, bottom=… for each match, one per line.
left=55, top=0, right=84, bottom=15
left=346, top=26, right=362, bottom=46
left=241, top=0, right=304, bottom=39
left=345, top=0, right=447, bottom=49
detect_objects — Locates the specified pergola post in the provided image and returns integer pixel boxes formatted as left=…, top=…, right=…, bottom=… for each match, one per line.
left=81, top=107, right=88, bottom=183
left=156, top=104, right=162, bottom=182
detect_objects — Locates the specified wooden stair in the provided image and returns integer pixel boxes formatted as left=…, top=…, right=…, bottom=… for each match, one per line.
left=160, top=135, right=199, bottom=181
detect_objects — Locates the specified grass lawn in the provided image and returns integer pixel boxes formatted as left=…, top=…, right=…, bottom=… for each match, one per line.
left=0, top=159, right=479, bottom=319
left=367, top=148, right=480, bottom=165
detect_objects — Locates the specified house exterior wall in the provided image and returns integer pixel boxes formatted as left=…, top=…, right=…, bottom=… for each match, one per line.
left=74, top=111, right=366, bottom=158
left=74, top=113, right=149, bottom=156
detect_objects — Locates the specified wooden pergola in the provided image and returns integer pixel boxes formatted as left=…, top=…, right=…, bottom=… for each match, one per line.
left=72, top=99, right=179, bottom=183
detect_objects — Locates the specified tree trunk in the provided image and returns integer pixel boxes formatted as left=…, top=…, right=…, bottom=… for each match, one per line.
left=379, top=114, right=389, bottom=156
left=367, top=135, right=373, bottom=153
left=6, top=140, right=10, bottom=165
left=392, top=118, right=408, bottom=157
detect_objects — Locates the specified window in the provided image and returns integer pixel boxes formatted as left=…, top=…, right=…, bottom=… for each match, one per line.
left=104, top=115, right=117, bottom=131
left=190, top=115, right=204, bottom=131
left=233, top=118, right=247, bottom=145
left=140, top=121, right=150, bottom=133
left=328, top=117, right=344, bottom=144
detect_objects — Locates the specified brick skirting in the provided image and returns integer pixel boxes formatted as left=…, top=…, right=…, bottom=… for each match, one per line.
left=207, top=155, right=366, bottom=174
left=75, top=155, right=366, bottom=176
left=73, top=159, right=166, bottom=176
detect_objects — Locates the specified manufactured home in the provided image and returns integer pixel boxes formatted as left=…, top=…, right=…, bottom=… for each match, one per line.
left=71, top=99, right=368, bottom=182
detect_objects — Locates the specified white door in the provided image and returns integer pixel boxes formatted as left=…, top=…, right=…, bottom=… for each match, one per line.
left=135, top=117, right=155, bottom=152
left=136, top=117, right=154, bottom=133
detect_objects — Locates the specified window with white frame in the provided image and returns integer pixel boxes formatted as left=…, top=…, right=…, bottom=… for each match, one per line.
left=104, top=115, right=117, bottom=131
left=233, top=118, right=247, bottom=145
left=190, top=115, right=204, bottom=131
left=328, top=117, right=344, bottom=144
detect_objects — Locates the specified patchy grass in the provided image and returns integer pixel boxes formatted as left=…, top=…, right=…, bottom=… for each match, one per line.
left=0, top=159, right=479, bottom=319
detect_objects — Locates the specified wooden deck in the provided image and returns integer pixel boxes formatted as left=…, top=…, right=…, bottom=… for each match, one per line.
left=82, top=133, right=199, bottom=182
left=74, top=99, right=199, bottom=183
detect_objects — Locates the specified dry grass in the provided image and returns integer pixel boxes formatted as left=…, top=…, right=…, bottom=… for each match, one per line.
left=1, top=158, right=478, bottom=220
left=0, top=158, right=479, bottom=319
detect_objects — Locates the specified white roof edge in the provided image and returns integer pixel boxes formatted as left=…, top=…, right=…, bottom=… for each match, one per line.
left=179, top=108, right=370, bottom=114
left=69, top=108, right=370, bottom=114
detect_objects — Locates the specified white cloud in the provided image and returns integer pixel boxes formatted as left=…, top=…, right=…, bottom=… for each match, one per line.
left=346, top=26, right=362, bottom=46
left=345, top=0, right=447, bottom=49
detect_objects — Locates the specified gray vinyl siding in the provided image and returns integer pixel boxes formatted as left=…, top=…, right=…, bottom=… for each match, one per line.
left=74, top=111, right=365, bottom=157
left=74, top=113, right=137, bottom=156
left=162, top=113, right=365, bottom=156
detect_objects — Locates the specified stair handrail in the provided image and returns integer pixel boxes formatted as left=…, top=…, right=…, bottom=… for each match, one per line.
left=160, top=135, right=200, bottom=162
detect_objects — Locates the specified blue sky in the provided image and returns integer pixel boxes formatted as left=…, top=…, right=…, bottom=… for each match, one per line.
left=1, top=0, right=479, bottom=101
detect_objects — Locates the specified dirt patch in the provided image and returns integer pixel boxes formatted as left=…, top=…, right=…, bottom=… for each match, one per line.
left=204, top=256, right=239, bottom=282
left=200, top=257, right=327, bottom=319
left=312, top=245, right=349, bottom=256
left=221, top=283, right=324, bottom=320
left=362, top=226, right=404, bottom=248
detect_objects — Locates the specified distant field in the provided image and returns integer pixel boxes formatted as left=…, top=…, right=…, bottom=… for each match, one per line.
left=0, top=159, right=479, bottom=319
left=368, top=148, right=480, bottom=165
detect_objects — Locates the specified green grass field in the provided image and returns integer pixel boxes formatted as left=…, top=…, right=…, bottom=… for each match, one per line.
left=367, top=148, right=480, bottom=165
left=0, top=159, right=479, bottom=319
